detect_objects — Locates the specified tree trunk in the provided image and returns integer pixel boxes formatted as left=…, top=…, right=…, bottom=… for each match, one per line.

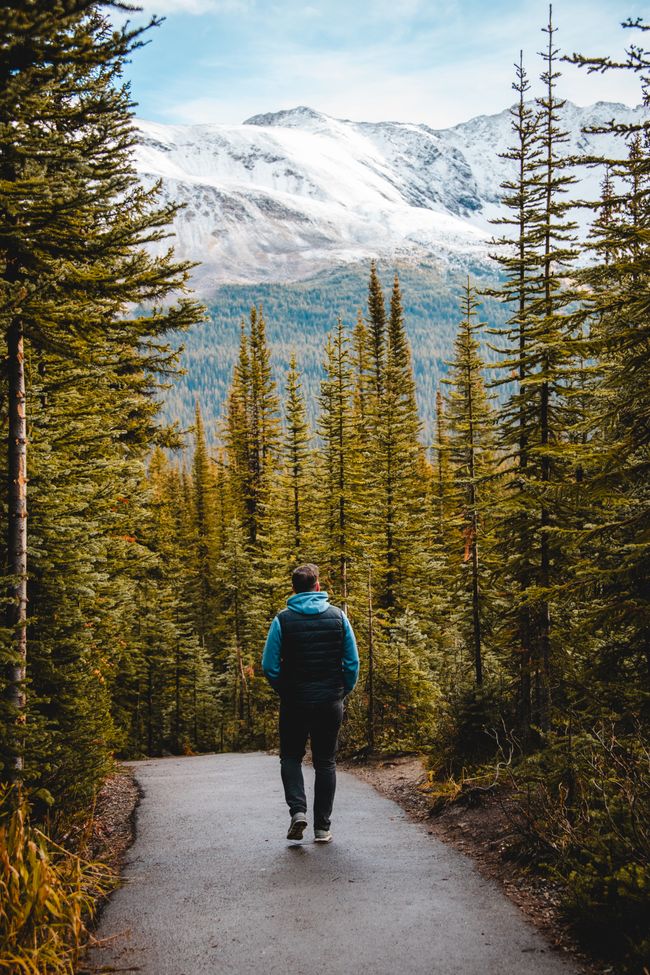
left=4, top=317, right=28, bottom=778
left=367, top=564, right=375, bottom=752
left=470, top=524, right=483, bottom=686
left=175, top=642, right=181, bottom=751
left=464, top=297, right=483, bottom=686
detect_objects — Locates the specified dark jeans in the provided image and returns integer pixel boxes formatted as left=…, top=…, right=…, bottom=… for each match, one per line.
left=279, top=698, right=344, bottom=830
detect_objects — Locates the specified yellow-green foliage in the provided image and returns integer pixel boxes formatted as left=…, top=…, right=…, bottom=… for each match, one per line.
left=506, top=726, right=650, bottom=972
left=0, top=788, right=115, bottom=975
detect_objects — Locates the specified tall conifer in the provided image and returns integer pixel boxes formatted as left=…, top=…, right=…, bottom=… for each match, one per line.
left=443, top=282, right=497, bottom=686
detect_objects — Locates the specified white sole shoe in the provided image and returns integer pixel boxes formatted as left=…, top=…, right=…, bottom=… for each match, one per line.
left=314, top=830, right=332, bottom=842
left=287, top=812, right=308, bottom=840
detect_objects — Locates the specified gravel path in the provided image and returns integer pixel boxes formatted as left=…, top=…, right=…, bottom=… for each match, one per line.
left=86, top=752, right=580, bottom=975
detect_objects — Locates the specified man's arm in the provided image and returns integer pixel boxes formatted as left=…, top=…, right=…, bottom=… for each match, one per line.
left=341, top=615, right=360, bottom=695
left=261, top=616, right=282, bottom=691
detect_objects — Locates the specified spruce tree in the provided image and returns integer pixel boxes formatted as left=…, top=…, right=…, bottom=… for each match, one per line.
left=530, top=7, right=579, bottom=725
left=443, top=281, right=498, bottom=686
left=189, top=403, right=218, bottom=651
left=225, top=308, right=280, bottom=547
left=0, top=2, right=203, bottom=790
left=281, top=354, right=312, bottom=564
left=351, top=309, right=371, bottom=427
left=487, top=51, right=545, bottom=736
left=363, top=269, right=425, bottom=615
left=564, top=21, right=650, bottom=699
left=489, top=10, right=579, bottom=732
left=367, top=261, right=387, bottom=398
left=316, top=319, right=359, bottom=610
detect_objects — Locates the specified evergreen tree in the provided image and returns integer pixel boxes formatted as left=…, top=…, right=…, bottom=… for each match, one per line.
left=564, top=22, right=650, bottom=700
left=351, top=309, right=371, bottom=427
left=489, top=10, right=579, bottom=732
left=0, top=2, right=203, bottom=792
left=487, top=51, right=545, bottom=737
left=530, top=7, right=579, bottom=725
left=316, top=320, right=359, bottom=611
left=442, top=281, right=498, bottom=686
left=280, top=354, right=312, bottom=564
left=367, top=261, right=387, bottom=397
left=363, top=269, right=425, bottom=615
left=189, top=403, right=218, bottom=651
left=225, top=308, right=281, bottom=546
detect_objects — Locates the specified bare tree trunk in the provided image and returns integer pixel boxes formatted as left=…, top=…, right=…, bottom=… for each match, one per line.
left=193, top=654, right=198, bottom=747
left=4, top=317, right=28, bottom=779
left=367, top=563, right=375, bottom=753
left=175, top=642, right=181, bottom=752
left=470, top=524, right=483, bottom=686
left=463, top=286, right=483, bottom=686
left=147, top=665, right=153, bottom=755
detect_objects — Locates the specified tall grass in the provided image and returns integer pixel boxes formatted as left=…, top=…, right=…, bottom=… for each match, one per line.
left=0, top=786, right=116, bottom=975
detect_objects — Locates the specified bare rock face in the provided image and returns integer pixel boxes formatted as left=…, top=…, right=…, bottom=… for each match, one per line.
left=133, top=101, right=644, bottom=294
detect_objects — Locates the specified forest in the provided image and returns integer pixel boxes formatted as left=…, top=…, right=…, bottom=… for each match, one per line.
left=162, top=260, right=510, bottom=444
left=0, top=3, right=648, bottom=974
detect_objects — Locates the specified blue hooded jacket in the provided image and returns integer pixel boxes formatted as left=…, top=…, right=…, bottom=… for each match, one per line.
left=262, top=590, right=359, bottom=695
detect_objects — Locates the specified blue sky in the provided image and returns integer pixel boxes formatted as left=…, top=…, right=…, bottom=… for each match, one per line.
left=121, top=0, right=646, bottom=127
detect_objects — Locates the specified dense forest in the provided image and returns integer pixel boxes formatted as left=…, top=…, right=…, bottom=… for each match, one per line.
left=1, top=3, right=648, bottom=974
left=163, top=260, right=510, bottom=444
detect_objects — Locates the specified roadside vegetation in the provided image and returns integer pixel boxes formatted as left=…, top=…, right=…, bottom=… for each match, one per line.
left=0, top=3, right=647, bottom=972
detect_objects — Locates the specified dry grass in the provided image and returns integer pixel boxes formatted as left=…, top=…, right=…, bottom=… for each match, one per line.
left=0, top=786, right=116, bottom=975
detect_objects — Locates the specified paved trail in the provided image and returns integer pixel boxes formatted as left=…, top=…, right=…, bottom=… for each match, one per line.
left=87, top=753, right=578, bottom=975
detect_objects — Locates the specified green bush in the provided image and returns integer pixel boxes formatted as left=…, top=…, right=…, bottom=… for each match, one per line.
left=434, top=682, right=510, bottom=772
left=506, top=723, right=650, bottom=972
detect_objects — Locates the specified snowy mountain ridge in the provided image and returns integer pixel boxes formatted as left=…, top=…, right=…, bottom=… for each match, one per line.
left=134, top=100, right=645, bottom=293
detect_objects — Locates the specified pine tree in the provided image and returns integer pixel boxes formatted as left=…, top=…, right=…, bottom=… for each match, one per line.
left=363, top=269, right=425, bottom=615
left=316, top=319, right=359, bottom=610
left=564, top=21, right=650, bottom=698
left=530, top=7, right=579, bottom=725
left=367, top=261, right=387, bottom=398
left=0, top=3, right=203, bottom=791
left=443, top=281, right=498, bottom=687
left=280, top=354, right=312, bottom=564
left=189, top=403, right=218, bottom=650
left=351, top=309, right=371, bottom=427
left=489, top=10, right=579, bottom=733
left=487, top=51, right=545, bottom=737
left=351, top=267, right=431, bottom=747
left=225, top=308, right=281, bottom=547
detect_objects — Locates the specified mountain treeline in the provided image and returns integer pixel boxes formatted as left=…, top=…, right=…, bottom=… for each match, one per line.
left=164, top=261, right=510, bottom=445
left=0, top=3, right=648, bottom=973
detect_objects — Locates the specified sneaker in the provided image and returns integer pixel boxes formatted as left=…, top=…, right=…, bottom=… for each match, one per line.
left=314, top=828, right=332, bottom=843
left=287, top=811, right=308, bottom=841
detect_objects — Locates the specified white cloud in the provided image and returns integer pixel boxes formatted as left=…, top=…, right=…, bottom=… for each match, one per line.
left=132, top=0, right=250, bottom=15
left=126, top=0, right=647, bottom=129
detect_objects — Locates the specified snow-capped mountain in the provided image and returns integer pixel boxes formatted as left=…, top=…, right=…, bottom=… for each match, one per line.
left=133, top=101, right=644, bottom=293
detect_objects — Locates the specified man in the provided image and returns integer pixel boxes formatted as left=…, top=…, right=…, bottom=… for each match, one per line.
left=262, top=563, right=359, bottom=843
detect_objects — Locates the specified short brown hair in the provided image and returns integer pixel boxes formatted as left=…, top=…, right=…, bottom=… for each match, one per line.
left=291, top=563, right=319, bottom=593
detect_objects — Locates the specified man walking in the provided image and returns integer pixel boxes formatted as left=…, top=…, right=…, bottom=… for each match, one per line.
left=262, top=563, right=359, bottom=843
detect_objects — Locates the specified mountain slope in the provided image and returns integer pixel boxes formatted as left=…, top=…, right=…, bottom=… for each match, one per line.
left=134, top=101, right=644, bottom=293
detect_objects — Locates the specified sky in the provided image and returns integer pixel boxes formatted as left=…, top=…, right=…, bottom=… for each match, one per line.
left=119, top=0, right=646, bottom=129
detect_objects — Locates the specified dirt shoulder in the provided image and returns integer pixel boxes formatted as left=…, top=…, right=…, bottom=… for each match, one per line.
left=340, top=753, right=608, bottom=975
left=86, top=764, right=140, bottom=876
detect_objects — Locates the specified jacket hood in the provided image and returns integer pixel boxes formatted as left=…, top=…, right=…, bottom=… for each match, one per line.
left=286, top=590, right=331, bottom=614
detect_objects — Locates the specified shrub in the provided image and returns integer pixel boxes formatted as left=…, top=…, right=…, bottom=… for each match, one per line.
left=0, top=786, right=115, bottom=975
left=434, top=682, right=511, bottom=772
left=504, top=722, right=650, bottom=972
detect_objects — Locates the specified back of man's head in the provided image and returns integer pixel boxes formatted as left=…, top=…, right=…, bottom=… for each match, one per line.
left=292, top=563, right=319, bottom=593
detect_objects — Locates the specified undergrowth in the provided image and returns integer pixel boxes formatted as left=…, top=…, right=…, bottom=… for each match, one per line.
left=0, top=786, right=116, bottom=975
left=425, top=714, right=650, bottom=973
